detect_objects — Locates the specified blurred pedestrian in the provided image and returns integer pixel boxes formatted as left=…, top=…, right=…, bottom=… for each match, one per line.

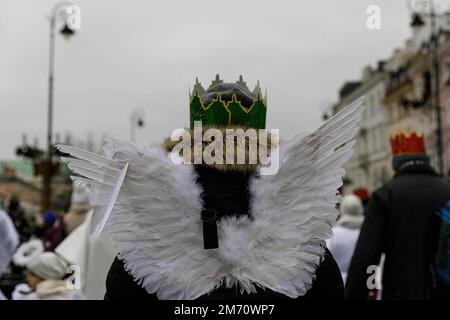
left=0, top=209, right=20, bottom=299
left=31, top=212, right=46, bottom=238
left=12, top=252, right=84, bottom=300
left=346, top=131, right=450, bottom=299
left=7, top=195, right=32, bottom=242
left=327, top=194, right=364, bottom=283
left=42, top=183, right=91, bottom=251
left=42, top=212, right=65, bottom=251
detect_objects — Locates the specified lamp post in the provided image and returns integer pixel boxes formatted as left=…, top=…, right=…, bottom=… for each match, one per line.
left=42, top=1, right=77, bottom=212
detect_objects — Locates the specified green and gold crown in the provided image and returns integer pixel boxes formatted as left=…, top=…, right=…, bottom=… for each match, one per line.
left=189, top=75, right=267, bottom=129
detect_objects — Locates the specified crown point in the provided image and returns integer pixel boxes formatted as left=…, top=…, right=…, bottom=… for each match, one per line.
left=236, top=75, right=247, bottom=88
left=390, top=131, right=426, bottom=156
left=211, top=74, right=223, bottom=86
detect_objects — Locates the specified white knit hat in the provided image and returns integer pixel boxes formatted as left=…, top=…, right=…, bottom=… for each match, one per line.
left=340, top=194, right=364, bottom=217
left=338, top=194, right=364, bottom=228
left=27, top=252, right=69, bottom=280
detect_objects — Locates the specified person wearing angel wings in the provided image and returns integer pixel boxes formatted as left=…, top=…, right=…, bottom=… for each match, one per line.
left=57, top=75, right=364, bottom=300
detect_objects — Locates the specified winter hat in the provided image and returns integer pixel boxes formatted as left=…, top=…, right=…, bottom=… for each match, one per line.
left=44, top=211, right=57, bottom=227
left=353, top=188, right=369, bottom=202
left=27, top=252, right=68, bottom=280
left=338, top=194, right=364, bottom=228
left=340, top=194, right=363, bottom=216
left=13, top=239, right=44, bottom=267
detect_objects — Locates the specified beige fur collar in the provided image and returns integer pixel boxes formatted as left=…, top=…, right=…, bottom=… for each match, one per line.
left=162, top=126, right=277, bottom=172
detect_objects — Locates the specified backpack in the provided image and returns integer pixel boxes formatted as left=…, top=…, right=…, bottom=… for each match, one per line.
left=435, top=200, right=450, bottom=287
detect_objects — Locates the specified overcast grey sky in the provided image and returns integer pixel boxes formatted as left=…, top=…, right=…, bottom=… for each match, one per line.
left=1, top=0, right=443, bottom=159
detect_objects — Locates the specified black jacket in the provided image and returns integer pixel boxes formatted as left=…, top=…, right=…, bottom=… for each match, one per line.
left=345, top=162, right=450, bottom=300
left=105, top=165, right=344, bottom=300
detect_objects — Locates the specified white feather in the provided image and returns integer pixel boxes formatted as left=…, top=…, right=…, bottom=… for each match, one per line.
left=56, top=143, right=129, bottom=237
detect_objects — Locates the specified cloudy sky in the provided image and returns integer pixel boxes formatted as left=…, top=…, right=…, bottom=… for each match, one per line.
left=1, top=0, right=445, bottom=159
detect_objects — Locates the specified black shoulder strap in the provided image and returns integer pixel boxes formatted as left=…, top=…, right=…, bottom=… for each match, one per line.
left=201, top=208, right=219, bottom=249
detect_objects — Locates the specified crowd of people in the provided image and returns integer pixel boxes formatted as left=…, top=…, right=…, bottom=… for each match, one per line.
left=1, top=81, right=449, bottom=300
left=329, top=132, right=450, bottom=300
left=0, top=183, right=115, bottom=300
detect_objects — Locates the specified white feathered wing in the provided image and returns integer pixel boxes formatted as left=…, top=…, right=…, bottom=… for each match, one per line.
left=57, top=140, right=219, bottom=299
left=242, top=97, right=364, bottom=297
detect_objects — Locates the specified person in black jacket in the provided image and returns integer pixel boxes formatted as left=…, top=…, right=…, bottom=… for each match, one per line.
left=345, top=132, right=450, bottom=300
left=60, top=75, right=364, bottom=300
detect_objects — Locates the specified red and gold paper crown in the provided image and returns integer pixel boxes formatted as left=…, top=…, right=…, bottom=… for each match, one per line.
left=390, top=132, right=426, bottom=156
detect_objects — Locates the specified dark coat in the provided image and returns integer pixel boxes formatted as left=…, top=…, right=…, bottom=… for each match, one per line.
left=345, top=162, right=450, bottom=300
left=104, top=165, right=344, bottom=300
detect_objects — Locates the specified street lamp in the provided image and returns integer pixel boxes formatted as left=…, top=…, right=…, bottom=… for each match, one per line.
left=42, top=1, right=77, bottom=211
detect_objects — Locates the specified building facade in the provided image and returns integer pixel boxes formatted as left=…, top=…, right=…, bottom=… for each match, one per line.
left=333, top=65, right=391, bottom=195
